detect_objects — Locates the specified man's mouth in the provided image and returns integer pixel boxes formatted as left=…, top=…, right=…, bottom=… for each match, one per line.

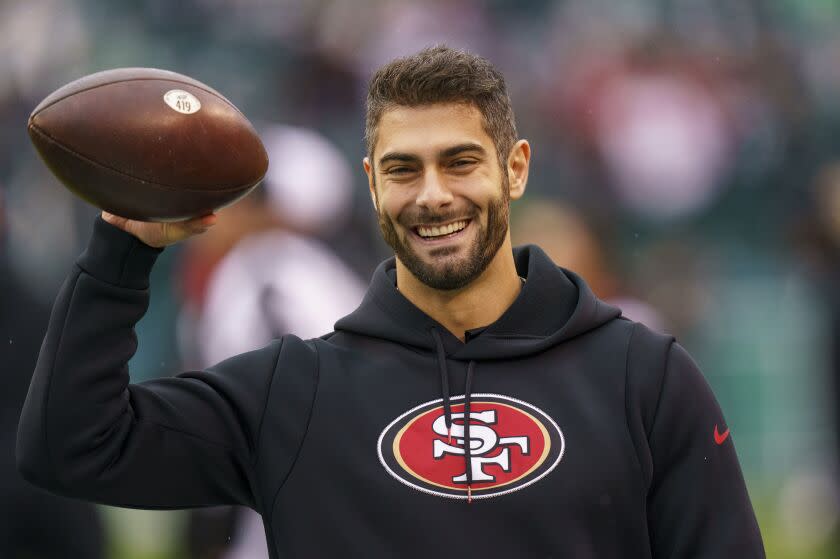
left=414, top=220, right=470, bottom=240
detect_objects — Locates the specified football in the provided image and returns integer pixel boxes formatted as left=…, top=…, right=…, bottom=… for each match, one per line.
left=27, top=68, right=268, bottom=221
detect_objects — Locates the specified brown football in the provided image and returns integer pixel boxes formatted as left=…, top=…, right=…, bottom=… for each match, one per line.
left=27, top=68, right=268, bottom=221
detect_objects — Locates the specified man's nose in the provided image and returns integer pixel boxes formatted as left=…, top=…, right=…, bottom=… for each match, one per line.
left=415, top=170, right=453, bottom=211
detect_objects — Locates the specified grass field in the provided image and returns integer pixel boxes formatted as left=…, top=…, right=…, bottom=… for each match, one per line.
left=99, top=485, right=840, bottom=558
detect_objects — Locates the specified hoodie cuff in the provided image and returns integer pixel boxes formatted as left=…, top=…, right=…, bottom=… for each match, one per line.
left=76, top=216, right=164, bottom=290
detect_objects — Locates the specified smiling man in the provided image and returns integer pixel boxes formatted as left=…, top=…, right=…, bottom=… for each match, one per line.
left=18, top=46, right=764, bottom=557
left=365, top=100, right=528, bottom=338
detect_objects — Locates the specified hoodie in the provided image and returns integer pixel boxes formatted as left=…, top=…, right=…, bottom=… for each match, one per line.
left=17, top=217, right=764, bottom=558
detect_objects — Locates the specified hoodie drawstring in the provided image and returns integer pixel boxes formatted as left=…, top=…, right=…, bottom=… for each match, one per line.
left=430, top=329, right=453, bottom=443
left=464, top=360, right=475, bottom=503
left=431, top=328, right=476, bottom=503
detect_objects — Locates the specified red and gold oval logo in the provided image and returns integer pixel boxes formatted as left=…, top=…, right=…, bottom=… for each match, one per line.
left=377, top=394, right=564, bottom=500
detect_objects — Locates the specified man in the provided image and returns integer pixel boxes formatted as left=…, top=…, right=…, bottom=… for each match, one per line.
left=17, top=46, right=764, bottom=557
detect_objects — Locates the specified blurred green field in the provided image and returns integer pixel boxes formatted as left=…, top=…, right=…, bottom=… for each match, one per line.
left=98, top=485, right=840, bottom=559
left=754, top=493, right=838, bottom=559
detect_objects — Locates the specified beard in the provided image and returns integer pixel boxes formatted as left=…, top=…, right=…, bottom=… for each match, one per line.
left=377, top=176, right=510, bottom=291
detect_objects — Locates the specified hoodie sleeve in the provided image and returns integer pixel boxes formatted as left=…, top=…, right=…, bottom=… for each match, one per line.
left=642, top=339, right=765, bottom=557
left=16, top=217, right=311, bottom=511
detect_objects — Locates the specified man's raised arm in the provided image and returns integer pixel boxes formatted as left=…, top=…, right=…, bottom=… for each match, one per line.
left=16, top=215, right=309, bottom=511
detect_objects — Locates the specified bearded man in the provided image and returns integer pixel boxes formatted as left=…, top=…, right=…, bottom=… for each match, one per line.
left=18, top=46, right=764, bottom=557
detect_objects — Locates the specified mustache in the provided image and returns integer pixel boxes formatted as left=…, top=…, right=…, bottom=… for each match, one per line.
left=399, top=207, right=478, bottom=227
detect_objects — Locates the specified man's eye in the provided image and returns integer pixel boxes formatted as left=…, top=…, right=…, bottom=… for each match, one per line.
left=386, top=167, right=414, bottom=175
left=451, top=159, right=477, bottom=168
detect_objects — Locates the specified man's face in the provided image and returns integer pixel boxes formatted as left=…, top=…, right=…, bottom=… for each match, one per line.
left=365, top=103, right=511, bottom=291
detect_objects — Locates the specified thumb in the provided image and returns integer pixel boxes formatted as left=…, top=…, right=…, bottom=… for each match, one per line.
left=101, top=211, right=128, bottom=229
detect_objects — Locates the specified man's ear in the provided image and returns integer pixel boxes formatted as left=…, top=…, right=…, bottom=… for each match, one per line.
left=363, top=157, right=378, bottom=211
left=507, top=140, right=531, bottom=201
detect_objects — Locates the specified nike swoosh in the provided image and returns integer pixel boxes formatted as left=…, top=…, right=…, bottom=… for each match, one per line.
left=714, top=425, right=730, bottom=445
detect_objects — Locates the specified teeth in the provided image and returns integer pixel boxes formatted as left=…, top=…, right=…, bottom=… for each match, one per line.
left=418, top=220, right=467, bottom=238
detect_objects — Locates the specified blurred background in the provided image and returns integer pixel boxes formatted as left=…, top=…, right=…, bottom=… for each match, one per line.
left=2, top=0, right=840, bottom=557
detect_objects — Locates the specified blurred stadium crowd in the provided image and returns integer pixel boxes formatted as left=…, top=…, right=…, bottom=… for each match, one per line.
left=2, top=0, right=840, bottom=557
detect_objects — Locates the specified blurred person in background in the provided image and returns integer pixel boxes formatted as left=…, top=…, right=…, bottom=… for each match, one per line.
left=0, top=188, right=104, bottom=558
left=193, top=124, right=365, bottom=367
left=798, top=163, right=840, bottom=527
left=183, top=124, right=365, bottom=559
left=512, top=198, right=665, bottom=331
left=15, top=45, right=764, bottom=558
left=814, top=168, right=840, bottom=472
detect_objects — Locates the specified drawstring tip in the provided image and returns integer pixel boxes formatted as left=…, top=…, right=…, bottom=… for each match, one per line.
left=467, top=486, right=472, bottom=504
left=447, top=426, right=452, bottom=444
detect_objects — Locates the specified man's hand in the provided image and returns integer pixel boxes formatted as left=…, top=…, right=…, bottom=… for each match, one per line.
left=101, top=212, right=217, bottom=248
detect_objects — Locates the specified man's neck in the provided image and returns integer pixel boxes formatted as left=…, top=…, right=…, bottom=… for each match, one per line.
left=395, top=238, right=522, bottom=342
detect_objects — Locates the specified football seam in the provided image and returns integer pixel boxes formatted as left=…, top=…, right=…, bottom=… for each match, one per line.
left=32, top=77, right=244, bottom=118
left=28, top=123, right=261, bottom=193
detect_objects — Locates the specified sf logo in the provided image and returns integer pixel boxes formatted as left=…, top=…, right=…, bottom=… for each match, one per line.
left=432, top=410, right=529, bottom=483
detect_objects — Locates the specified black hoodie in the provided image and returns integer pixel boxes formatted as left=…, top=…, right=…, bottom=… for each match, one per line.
left=17, top=217, right=764, bottom=558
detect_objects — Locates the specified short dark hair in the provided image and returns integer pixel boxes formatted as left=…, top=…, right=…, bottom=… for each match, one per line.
left=365, top=45, right=518, bottom=168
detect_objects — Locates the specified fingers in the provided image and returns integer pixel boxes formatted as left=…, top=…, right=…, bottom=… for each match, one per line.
left=181, top=213, right=217, bottom=234
left=193, top=213, right=218, bottom=229
left=163, top=213, right=218, bottom=243
left=100, top=211, right=218, bottom=247
left=198, top=213, right=218, bottom=227
left=101, top=211, right=127, bottom=228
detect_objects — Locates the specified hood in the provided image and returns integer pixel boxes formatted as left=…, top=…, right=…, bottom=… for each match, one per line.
left=335, top=245, right=620, bottom=360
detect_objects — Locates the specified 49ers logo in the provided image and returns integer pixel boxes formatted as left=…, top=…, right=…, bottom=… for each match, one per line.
left=377, top=394, right=564, bottom=500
